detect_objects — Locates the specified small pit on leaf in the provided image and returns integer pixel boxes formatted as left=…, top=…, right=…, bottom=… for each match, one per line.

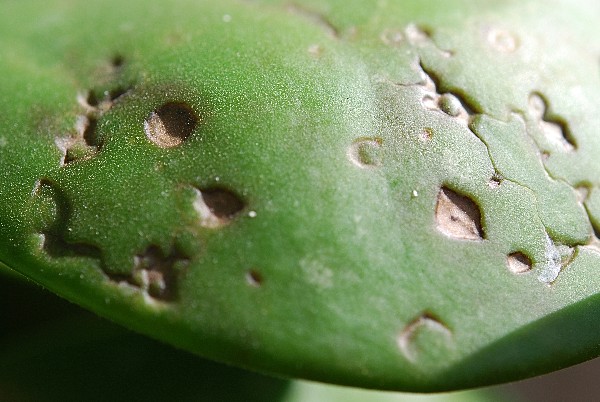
left=194, top=187, right=246, bottom=228
left=246, top=270, right=263, bottom=287
left=507, top=252, right=532, bottom=274
left=144, top=102, right=198, bottom=148
left=347, top=137, right=383, bottom=168
left=111, top=54, right=125, bottom=69
left=435, top=186, right=484, bottom=241
left=419, top=127, right=433, bottom=142
left=488, top=174, right=503, bottom=189
left=202, top=188, right=245, bottom=218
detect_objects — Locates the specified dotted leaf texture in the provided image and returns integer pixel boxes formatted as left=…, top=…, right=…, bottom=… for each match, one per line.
left=1, top=0, right=600, bottom=392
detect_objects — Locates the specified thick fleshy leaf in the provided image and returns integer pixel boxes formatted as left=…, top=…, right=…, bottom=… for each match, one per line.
left=1, top=0, right=599, bottom=391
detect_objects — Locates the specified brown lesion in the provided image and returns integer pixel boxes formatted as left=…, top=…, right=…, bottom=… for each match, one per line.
left=193, top=186, right=246, bottom=228
left=435, top=186, right=485, bottom=241
left=506, top=251, right=532, bottom=274
left=111, top=245, right=189, bottom=301
left=144, top=102, right=199, bottom=148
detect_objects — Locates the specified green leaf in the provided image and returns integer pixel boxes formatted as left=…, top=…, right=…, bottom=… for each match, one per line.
left=1, top=0, right=599, bottom=391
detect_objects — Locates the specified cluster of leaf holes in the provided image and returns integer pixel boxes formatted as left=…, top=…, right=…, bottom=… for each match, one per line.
left=292, top=5, right=598, bottom=362
left=349, top=62, right=535, bottom=276
left=346, top=34, right=597, bottom=360
left=289, top=8, right=598, bottom=363
left=53, top=56, right=123, bottom=164
left=37, top=56, right=255, bottom=302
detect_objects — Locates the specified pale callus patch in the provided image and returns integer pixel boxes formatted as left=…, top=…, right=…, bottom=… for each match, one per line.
left=538, top=234, right=574, bottom=284
left=307, top=44, right=323, bottom=56
left=380, top=28, right=404, bottom=46
left=380, top=23, right=451, bottom=56
left=404, top=23, right=430, bottom=44
left=435, top=187, right=484, bottom=241
left=486, top=28, right=519, bottom=53
left=300, top=257, right=334, bottom=289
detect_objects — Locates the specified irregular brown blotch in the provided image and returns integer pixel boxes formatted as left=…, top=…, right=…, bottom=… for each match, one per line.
left=144, top=102, right=198, bottom=148
left=507, top=252, right=532, bottom=274
left=435, top=187, right=484, bottom=240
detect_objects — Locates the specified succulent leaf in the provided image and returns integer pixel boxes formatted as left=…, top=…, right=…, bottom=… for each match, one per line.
left=1, top=0, right=600, bottom=391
